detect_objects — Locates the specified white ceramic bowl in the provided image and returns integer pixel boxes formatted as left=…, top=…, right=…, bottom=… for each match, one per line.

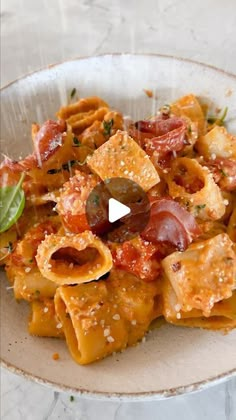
left=1, top=54, right=236, bottom=400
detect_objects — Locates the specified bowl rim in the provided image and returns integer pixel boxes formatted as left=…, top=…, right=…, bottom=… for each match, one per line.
left=1, top=358, right=235, bottom=401
left=1, top=52, right=235, bottom=93
left=1, top=53, right=235, bottom=400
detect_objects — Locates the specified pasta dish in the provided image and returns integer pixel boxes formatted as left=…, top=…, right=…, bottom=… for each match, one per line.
left=0, top=93, right=235, bottom=365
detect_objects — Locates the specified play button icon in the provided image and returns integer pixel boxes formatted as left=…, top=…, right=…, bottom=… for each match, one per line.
left=86, top=177, right=150, bottom=243
left=108, top=198, right=131, bottom=223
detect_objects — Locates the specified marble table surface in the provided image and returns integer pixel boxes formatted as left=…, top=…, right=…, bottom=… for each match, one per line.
left=1, top=0, right=236, bottom=418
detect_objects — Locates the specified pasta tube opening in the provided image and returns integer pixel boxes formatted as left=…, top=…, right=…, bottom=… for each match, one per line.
left=36, top=231, right=113, bottom=285
left=173, top=162, right=205, bottom=193
left=167, top=157, right=226, bottom=220
left=50, top=246, right=100, bottom=275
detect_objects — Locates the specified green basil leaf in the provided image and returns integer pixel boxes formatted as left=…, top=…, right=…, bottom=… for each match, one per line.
left=0, top=173, right=26, bottom=233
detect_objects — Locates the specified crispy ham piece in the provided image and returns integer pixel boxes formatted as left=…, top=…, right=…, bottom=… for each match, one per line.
left=141, top=197, right=201, bottom=254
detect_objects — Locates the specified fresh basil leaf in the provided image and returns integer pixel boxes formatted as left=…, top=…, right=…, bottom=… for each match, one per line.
left=0, top=173, right=25, bottom=233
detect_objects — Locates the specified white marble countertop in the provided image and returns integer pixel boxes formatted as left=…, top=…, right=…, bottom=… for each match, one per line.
left=1, top=0, right=236, bottom=418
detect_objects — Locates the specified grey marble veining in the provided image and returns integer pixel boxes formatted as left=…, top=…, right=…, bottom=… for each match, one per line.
left=1, top=0, right=236, bottom=418
left=1, top=368, right=236, bottom=420
left=1, top=0, right=236, bottom=88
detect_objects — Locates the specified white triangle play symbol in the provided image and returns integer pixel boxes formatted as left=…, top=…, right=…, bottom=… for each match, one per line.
left=108, top=198, right=131, bottom=223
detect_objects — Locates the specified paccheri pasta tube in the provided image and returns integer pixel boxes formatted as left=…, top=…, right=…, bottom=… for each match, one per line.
left=13, top=268, right=58, bottom=301
left=196, top=126, right=236, bottom=159
left=57, top=96, right=109, bottom=134
left=167, top=157, right=226, bottom=220
left=54, top=270, right=161, bottom=364
left=36, top=231, right=113, bottom=285
left=162, top=278, right=236, bottom=332
left=87, top=130, right=160, bottom=192
left=29, top=299, right=64, bottom=338
left=161, top=233, right=236, bottom=316
left=171, top=94, right=207, bottom=136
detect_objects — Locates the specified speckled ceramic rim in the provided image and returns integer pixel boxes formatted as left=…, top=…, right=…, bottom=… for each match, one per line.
left=1, top=52, right=235, bottom=92
left=1, top=53, right=235, bottom=400
left=1, top=358, right=235, bottom=401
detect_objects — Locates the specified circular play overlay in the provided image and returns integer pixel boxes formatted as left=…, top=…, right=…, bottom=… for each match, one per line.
left=85, top=177, right=150, bottom=243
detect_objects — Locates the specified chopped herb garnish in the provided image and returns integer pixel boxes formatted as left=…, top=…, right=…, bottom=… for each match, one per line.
left=195, top=204, right=206, bottom=214
left=47, top=159, right=87, bottom=175
left=207, top=106, right=228, bottom=126
left=61, top=160, right=78, bottom=171
left=93, top=194, right=100, bottom=206
left=70, top=88, right=76, bottom=99
left=196, top=204, right=206, bottom=209
left=219, top=106, right=228, bottom=124
left=220, top=168, right=228, bottom=177
left=6, top=242, right=13, bottom=253
left=103, top=119, right=114, bottom=136
left=70, top=395, right=74, bottom=402
left=188, top=126, right=192, bottom=134
left=47, top=168, right=61, bottom=174
left=34, top=290, right=40, bottom=297
left=185, top=201, right=190, bottom=210
left=207, top=117, right=215, bottom=124
left=73, top=137, right=81, bottom=147
left=29, top=258, right=33, bottom=263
